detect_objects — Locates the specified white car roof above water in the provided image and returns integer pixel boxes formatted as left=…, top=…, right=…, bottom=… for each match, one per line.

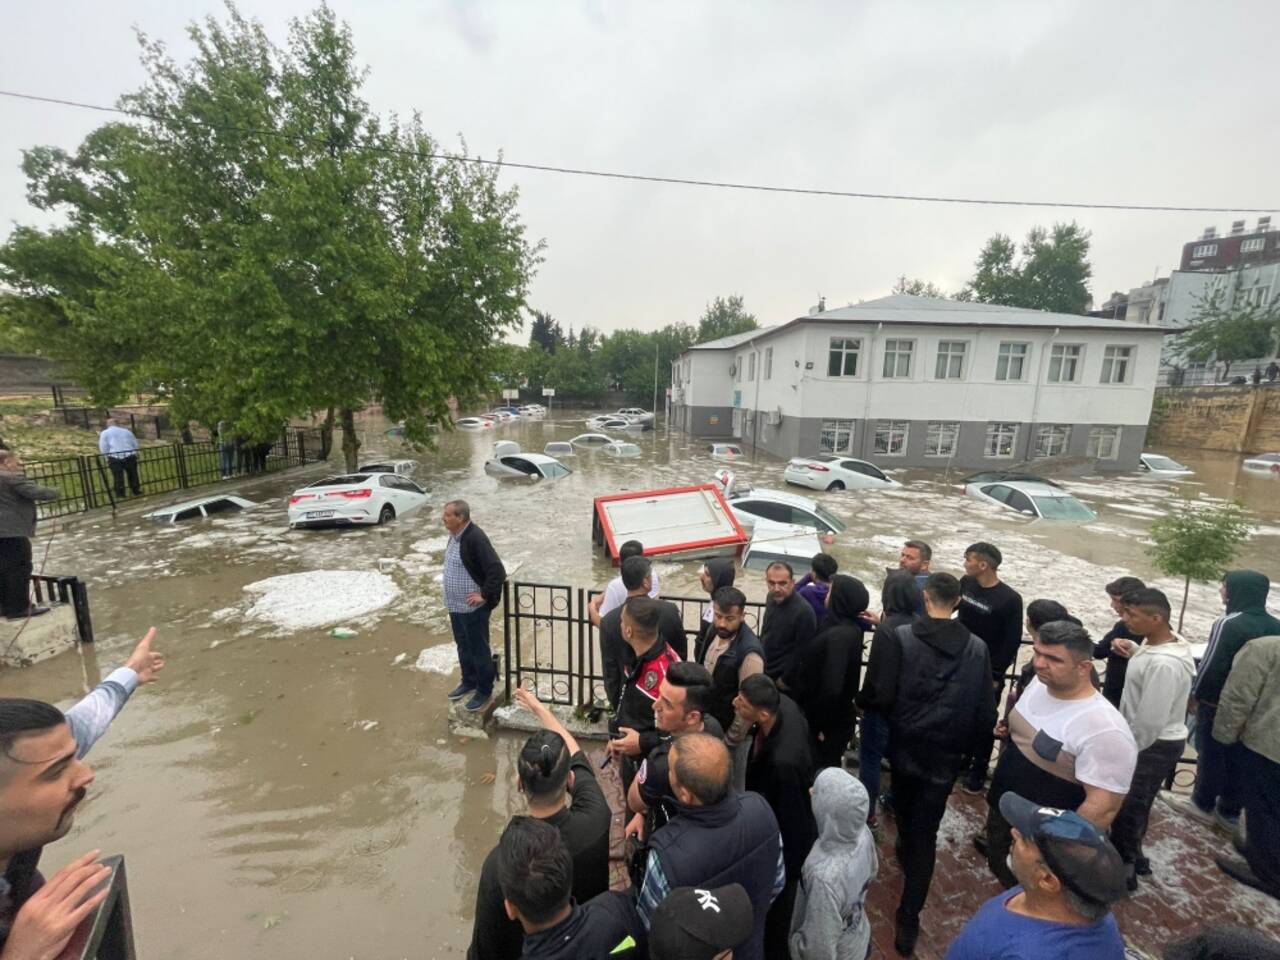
left=144, top=494, right=257, bottom=522
left=357, top=459, right=418, bottom=475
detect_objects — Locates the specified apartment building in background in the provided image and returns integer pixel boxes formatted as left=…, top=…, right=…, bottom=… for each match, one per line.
left=670, top=294, right=1169, bottom=471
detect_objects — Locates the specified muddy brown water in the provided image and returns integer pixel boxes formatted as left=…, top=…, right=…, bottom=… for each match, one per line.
left=2, top=415, right=1277, bottom=958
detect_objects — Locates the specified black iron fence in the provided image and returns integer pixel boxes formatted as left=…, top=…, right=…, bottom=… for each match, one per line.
left=499, top=580, right=1197, bottom=786
left=58, top=406, right=170, bottom=440
left=30, top=573, right=94, bottom=643
left=24, top=426, right=328, bottom=520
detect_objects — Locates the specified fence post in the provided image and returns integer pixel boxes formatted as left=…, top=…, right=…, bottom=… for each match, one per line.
left=297, top=430, right=306, bottom=465
left=93, top=456, right=117, bottom=512
left=174, top=442, right=189, bottom=490
left=502, top=580, right=512, bottom=704
left=76, top=455, right=96, bottom=511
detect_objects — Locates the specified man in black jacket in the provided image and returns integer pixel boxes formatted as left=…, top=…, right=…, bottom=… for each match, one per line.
left=957, top=541, right=1023, bottom=794
left=760, top=561, right=817, bottom=684
left=0, top=451, right=58, bottom=621
left=441, top=499, right=506, bottom=711
left=733, top=673, right=818, bottom=958
left=861, top=571, right=996, bottom=957
left=1093, top=576, right=1146, bottom=707
left=496, top=817, right=643, bottom=959
left=599, top=556, right=687, bottom=709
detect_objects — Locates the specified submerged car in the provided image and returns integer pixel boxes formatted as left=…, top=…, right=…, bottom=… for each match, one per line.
left=455, top=417, right=493, bottom=431
left=570, top=433, right=614, bottom=447
left=145, top=495, right=257, bottom=523
left=1243, top=452, right=1280, bottom=474
left=783, top=455, right=900, bottom=492
left=961, top=470, right=1062, bottom=488
left=709, top=443, right=745, bottom=461
left=1138, top=453, right=1194, bottom=477
left=288, top=473, right=428, bottom=528
left=601, top=441, right=642, bottom=459
left=617, top=408, right=648, bottom=418
left=544, top=441, right=575, bottom=457
left=484, top=452, right=572, bottom=480
left=587, top=416, right=631, bottom=430
left=715, top=472, right=847, bottom=539
left=357, top=459, right=418, bottom=476
left=965, top=480, right=1096, bottom=522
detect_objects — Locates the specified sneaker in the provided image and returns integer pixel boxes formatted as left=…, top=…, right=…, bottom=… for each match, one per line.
left=446, top=683, right=475, bottom=702
left=1134, top=855, right=1152, bottom=877
left=1215, top=855, right=1280, bottom=898
left=972, top=833, right=989, bottom=858
left=894, top=917, right=920, bottom=957
left=465, top=692, right=492, bottom=712
left=1213, top=809, right=1241, bottom=836
left=1125, top=863, right=1139, bottom=892
left=1160, top=793, right=1216, bottom=827
left=960, top=772, right=986, bottom=796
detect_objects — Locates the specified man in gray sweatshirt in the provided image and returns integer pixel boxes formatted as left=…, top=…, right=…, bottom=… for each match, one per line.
left=788, top=767, right=878, bottom=960
left=1110, top=588, right=1196, bottom=890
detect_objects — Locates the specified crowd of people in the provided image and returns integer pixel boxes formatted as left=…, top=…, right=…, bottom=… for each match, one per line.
left=455, top=531, right=1280, bottom=960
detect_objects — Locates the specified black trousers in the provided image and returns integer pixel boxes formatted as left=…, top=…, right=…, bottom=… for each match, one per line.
left=893, top=770, right=957, bottom=926
left=984, top=798, right=1018, bottom=888
left=1111, top=737, right=1184, bottom=867
left=1240, top=745, right=1280, bottom=893
left=0, top=536, right=33, bottom=618
left=107, top=455, right=141, bottom=496
left=764, top=874, right=799, bottom=958
left=966, top=672, right=1009, bottom=782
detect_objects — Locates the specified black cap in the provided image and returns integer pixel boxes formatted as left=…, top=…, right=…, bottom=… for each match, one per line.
left=649, top=884, right=754, bottom=960
left=999, top=792, right=1128, bottom=907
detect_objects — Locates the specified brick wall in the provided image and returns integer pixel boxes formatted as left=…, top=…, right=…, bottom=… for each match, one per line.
left=1148, top=383, right=1280, bottom=452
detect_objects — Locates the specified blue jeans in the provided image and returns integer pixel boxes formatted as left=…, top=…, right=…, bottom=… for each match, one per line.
left=449, top=605, right=494, bottom=697
left=1191, top=702, right=1242, bottom=818
left=859, top=709, right=890, bottom=817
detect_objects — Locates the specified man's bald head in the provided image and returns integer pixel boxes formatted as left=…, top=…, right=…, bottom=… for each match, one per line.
left=668, top=733, right=730, bottom=807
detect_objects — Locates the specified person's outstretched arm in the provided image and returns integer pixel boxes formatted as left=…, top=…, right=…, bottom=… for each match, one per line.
left=65, top=628, right=164, bottom=758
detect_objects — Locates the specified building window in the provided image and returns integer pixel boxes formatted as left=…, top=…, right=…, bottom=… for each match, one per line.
left=1243, top=285, right=1272, bottom=309
left=1100, top=345, right=1133, bottom=384
left=935, top=341, right=968, bottom=380
left=735, top=355, right=742, bottom=382
left=1088, top=426, right=1122, bottom=460
left=764, top=347, right=773, bottom=380
left=1048, top=344, right=1083, bottom=383
left=1241, top=238, right=1265, bottom=253
left=827, top=338, right=861, bottom=377
left=819, top=419, right=854, bottom=455
left=882, top=339, right=915, bottom=378
left=1193, top=243, right=1218, bottom=257
left=873, top=420, right=909, bottom=456
left=1033, top=425, right=1072, bottom=458
left=748, top=352, right=756, bottom=381
left=996, top=342, right=1029, bottom=381
left=924, top=421, right=960, bottom=457
left=984, top=422, right=1019, bottom=458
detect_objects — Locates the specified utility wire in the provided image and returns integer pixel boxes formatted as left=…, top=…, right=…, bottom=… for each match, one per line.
left=1, top=87, right=1275, bottom=215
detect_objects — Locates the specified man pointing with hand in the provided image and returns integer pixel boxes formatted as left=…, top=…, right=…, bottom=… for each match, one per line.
left=1, top=627, right=164, bottom=960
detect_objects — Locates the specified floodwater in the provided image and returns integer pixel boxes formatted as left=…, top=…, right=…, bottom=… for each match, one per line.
left=2, top=414, right=1277, bottom=959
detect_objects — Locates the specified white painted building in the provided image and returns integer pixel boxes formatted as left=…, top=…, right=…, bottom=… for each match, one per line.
left=670, top=295, right=1169, bottom=471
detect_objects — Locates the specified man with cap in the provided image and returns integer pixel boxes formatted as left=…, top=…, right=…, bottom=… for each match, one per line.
left=945, top=792, right=1127, bottom=959
left=649, top=884, right=754, bottom=960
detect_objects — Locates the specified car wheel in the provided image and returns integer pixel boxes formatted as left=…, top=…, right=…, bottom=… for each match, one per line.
left=827, top=480, right=845, bottom=491
left=378, top=504, right=395, bottom=525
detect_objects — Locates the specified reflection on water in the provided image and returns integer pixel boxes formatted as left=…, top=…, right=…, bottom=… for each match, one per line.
left=1, top=414, right=1276, bottom=957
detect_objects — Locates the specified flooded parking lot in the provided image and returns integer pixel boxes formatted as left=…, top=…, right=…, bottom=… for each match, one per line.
left=3, top=413, right=1278, bottom=958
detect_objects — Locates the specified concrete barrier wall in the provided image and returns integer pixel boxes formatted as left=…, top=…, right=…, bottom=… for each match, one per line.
left=1148, top=383, right=1280, bottom=453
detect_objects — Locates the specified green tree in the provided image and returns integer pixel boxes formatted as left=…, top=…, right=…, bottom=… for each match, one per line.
left=891, top=275, right=944, bottom=298
left=696, top=294, right=757, bottom=344
left=963, top=223, right=1093, bottom=315
left=1174, top=275, right=1280, bottom=365
left=528, top=310, right=561, bottom=353
left=1147, top=497, right=1253, bottom=629
left=0, top=4, right=539, bottom=469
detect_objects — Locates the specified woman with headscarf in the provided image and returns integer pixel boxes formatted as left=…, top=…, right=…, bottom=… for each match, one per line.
left=789, top=573, right=870, bottom=769
left=693, top=556, right=737, bottom=661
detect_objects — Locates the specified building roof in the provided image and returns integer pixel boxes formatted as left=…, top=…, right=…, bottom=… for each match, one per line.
left=687, top=326, right=778, bottom=350
left=793, top=294, right=1170, bottom=332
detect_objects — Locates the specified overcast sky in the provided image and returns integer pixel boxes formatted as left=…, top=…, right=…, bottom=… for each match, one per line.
left=3, top=1, right=1277, bottom=340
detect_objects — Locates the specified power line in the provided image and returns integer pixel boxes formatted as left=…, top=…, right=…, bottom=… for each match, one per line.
left=1, top=87, right=1275, bottom=215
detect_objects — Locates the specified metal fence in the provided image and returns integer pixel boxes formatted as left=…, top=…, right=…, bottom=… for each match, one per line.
left=499, top=580, right=1197, bottom=786
left=57, top=406, right=170, bottom=439
left=30, top=573, right=94, bottom=643
left=24, top=427, right=328, bottom=520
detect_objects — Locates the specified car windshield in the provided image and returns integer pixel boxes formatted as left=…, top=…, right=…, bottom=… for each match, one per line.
left=813, top=503, right=847, bottom=533
left=1032, top=496, right=1096, bottom=522
left=309, top=475, right=368, bottom=487
left=1145, top=456, right=1186, bottom=471
left=1255, top=454, right=1280, bottom=463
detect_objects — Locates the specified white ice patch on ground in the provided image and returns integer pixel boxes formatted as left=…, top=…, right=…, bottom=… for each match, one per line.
left=412, top=644, right=458, bottom=674
left=411, top=537, right=449, bottom=554
left=242, top=570, right=400, bottom=630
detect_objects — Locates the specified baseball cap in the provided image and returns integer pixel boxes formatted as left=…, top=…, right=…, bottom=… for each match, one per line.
left=999, top=792, right=1128, bottom=907
left=649, top=884, right=754, bottom=960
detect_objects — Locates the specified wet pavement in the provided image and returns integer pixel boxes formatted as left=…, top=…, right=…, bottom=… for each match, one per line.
left=2, top=413, right=1278, bottom=958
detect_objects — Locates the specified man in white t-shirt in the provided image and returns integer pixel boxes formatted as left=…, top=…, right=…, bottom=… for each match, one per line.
left=980, top=620, right=1137, bottom=888
left=587, top=540, right=661, bottom=626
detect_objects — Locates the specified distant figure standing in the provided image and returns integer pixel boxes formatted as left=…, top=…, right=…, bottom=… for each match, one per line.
left=217, top=420, right=235, bottom=478
left=441, top=499, right=506, bottom=712
left=1253, top=366, right=1264, bottom=386
left=1267, top=360, right=1279, bottom=383
left=98, top=418, right=141, bottom=497
left=0, top=451, right=58, bottom=621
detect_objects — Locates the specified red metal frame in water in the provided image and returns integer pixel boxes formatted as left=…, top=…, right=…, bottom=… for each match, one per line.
left=592, top=483, right=749, bottom=564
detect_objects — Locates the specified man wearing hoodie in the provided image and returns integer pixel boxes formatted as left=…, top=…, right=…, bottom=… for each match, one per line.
left=1109, top=588, right=1196, bottom=890
left=796, top=552, right=839, bottom=627
left=1212, top=633, right=1280, bottom=899
left=1167, top=570, right=1280, bottom=832
left=859, top=571, right=997, bottom=956
left=789, top=768, right=879, bottom=960
left=789, top=574, right=870, bottom=768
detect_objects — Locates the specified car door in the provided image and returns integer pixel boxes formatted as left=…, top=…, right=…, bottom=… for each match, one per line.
left=378, top=475, right=406, bottom=513
left=1005, top=489, right=1037, bottom=516
left=393, top=476, right=427, bottom=514
left=981, top=484, right=1013, bottom=508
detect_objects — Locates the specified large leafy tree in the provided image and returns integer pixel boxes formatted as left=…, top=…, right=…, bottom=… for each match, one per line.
left=1174, top=275, right=1280, bottom=364
left=0, top=4, right=539, bottom=468
left=696, top=294, right=757, bottom=344
left=963, top=223, right=1093, bottom=315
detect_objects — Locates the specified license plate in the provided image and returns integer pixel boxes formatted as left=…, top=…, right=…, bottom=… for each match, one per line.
left=306, top=510, right=335, bottom=519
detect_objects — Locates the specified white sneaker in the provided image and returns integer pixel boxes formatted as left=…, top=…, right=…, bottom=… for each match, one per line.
left=1159, top=792, right=1215, bottom=826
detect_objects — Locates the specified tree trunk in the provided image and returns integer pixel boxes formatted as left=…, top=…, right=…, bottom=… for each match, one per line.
left=319, top=406, right=335, bottom=459
left=1178, top=575, right=1191, bottom=632
left=339, top=406, right=360, bottom=471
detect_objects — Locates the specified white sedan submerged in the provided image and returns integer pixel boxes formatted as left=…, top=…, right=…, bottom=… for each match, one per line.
left=783, top=455, right=900, bottom=491
left=288, top=473, right=428, bottom=528
left=965, top=480, right=1096, bottom=522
